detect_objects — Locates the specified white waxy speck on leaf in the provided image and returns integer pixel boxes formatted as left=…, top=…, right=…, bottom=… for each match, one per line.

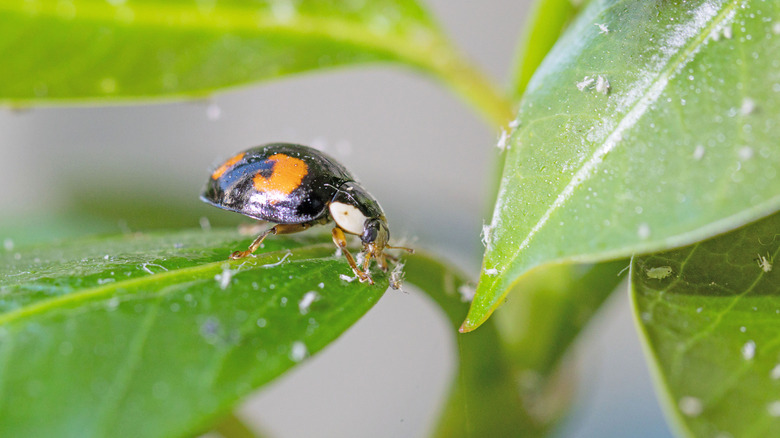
left=742, top=340, right=756, bottom=360
left=771, top=364, right=780, bottom=380
left=679, top=396, right=703, bottom=417
left=290, top=341, right=307, bottom=362
left=298, top=291, right=319, bottom=314
left=215, top=265, right=235, bottom=290
left=738, top=146, right=754, bottom=161
left=722, top=25, right=732, bottom=39
left=458, top=284, right=476, bottom=303
left=740, top=97, right=756, bottom=115
left=141, top=263, right=168, bottom=275
left=769, top=401, right=780, bottom=417
left=637, top=223, right=651, bottom=239
left=693, top=145, right=705, bottom=160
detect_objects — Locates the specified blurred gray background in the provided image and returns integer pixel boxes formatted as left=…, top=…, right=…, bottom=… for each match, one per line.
left=0, top=1, right=673, bottom=436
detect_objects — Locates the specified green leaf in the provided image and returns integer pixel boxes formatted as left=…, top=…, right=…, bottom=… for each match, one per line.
left=0, top=0, right=511, bottom=126
left=464, top=0, right=780, bottom=331
left=631, top=211, right=780, bottom=438
left=0, top=229, right=386, bottom=438
left=402, top=253, right=570, bottom=438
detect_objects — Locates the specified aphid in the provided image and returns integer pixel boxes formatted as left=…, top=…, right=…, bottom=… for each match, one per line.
left=757, top=253, right=773, bottom=273
left=201, top=143, right=413, bottom=284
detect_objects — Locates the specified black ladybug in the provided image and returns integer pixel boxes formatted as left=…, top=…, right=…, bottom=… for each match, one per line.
left=201, top=143, right=412, bottom=284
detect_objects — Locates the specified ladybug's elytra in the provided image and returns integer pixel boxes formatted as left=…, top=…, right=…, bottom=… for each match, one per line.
left=201, top=143, right=412, bottom=284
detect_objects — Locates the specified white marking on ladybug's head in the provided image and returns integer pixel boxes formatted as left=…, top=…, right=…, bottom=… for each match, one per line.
left=329, top=202, right=367, bottom=235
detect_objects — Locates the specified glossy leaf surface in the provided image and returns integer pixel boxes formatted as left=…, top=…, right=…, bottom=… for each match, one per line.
left=0, top=229, right=386, bottom=437
left=0, top=0, right=437, bottom=102
left=465, top=0, right=780, bottom=330
left=632, top=211, right=780, bottom=437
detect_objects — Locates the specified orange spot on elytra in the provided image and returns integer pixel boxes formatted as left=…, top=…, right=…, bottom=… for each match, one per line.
left=211, top=153, right=245, bottom=180
left=253, top=154, right=308, bottom=197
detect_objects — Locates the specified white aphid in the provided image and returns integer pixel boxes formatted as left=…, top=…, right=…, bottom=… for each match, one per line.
left=595, top=75, right=610, bottom=95
left=481, top=223, right=493, bottom=247
left=595, top=23, right=609, bottom=34
left=496, top=129, right=509, bottom=151
left=390, top=263, right=405, bottom=290
left=576, top=76, right=595, bottom=91
left=757, top=253, right=773, bottom=273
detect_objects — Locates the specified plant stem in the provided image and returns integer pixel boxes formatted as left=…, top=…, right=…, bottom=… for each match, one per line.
left=425, top=49, right=516, bottom=130
left=508, top=0, right=580, bottom=101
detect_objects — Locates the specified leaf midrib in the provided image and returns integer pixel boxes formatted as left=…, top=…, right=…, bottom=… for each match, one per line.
left=497, top=0, right=738, bottom=266
left=0, top=244, right=333, bottom=326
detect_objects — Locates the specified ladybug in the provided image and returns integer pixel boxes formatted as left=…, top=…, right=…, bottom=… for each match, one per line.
left=201, top=142, right=412, bottom=284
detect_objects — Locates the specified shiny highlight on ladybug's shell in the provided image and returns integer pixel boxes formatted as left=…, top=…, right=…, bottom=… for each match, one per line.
left=210, top=152, right=244, bottom=180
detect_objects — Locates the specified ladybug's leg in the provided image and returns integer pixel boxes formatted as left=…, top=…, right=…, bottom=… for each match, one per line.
left=230, top=226, right=278, bottom=259
left=231, top=223, right=313, bottom=259
left=361, top=250, right=375, bottom=273
left=332, top=227, right=373, bottom=284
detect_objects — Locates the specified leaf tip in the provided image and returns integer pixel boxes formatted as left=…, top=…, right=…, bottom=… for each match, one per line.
left=459, top=270, right=511, bottom=332
left=459, top=300, right=493, bottom=333
left=458, top=321, right=474, bottom=333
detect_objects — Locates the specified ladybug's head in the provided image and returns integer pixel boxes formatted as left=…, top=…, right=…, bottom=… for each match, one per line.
left=329, top=181, right=389, bottom=254
left=361, top=217, right=389, bottom=250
